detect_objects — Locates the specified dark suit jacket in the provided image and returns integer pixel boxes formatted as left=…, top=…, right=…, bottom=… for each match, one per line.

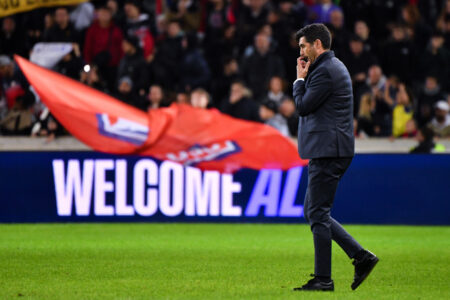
left=293, top=51, right=354, bottom=159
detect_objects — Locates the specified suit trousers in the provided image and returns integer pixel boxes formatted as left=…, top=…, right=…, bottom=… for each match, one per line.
left=303, top=157, right=363, bottom=277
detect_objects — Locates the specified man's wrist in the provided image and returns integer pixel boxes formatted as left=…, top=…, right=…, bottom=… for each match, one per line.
left=293, top=78, right=305, bottom=85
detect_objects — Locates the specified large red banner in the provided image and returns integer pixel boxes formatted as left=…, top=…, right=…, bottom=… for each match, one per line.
left=15, top=56, right=306, bottom=172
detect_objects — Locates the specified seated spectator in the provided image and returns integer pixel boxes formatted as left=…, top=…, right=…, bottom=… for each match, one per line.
left=190, top=88, right=211, bottom=109
left=180, top=34, right=211, bottom=92
left=147, top=84, right=169, bottom=110
left=43, top=7, right=80, bottom=44
left=259, top=99, right=290, bottom=136
left=220, top=81, right=260, bottom=122
left=0, top=17, right=26, bottom=57
left=356, top=93, right=376, bottom=137
left=123, top=0, right=155, bottom=61
left=266, top=76, right=289, bottom=104
left=430, top=100, right=450, bottom=137
left=0, top=55, right=29, bottom=115
left=83, top=6, right=124, bottom=90
left=240, top=32, right=285, bottom=102
left=308, top=0, right=342, bottom=24
left=402, top=119, right=418, bottom=138
left=31, top=108, right=65, bottom=142
left=165, top=0, right=201, bottom=33
left=410, top=126, right=445, bottom=154
left=116, top=35, right=149, bottom=96
left=391, top=84, right=414, bottom=137
left=278, top=98, right=298, bottom=137
left=175, top=89, right=190, bottom=104
left=0, top=92, right=34, bottom=136
left=416, top=75, right=446, bottom=126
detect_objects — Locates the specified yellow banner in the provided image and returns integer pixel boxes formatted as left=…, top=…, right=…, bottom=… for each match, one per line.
left=0, top=0, right=87, bottom=18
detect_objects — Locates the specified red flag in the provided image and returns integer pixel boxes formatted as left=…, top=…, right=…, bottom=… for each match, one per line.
left=15, top=56, right=306, bottom=172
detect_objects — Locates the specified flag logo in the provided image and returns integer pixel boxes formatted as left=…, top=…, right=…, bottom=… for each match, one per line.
left=96, top=113, right=149, bottom=145
left=166, top=141, right=242, bottom=166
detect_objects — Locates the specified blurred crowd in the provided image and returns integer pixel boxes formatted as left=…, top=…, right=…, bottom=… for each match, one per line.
left=1, top=0, right=450, bottom=152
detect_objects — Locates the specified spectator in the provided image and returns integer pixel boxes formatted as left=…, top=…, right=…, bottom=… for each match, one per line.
left=0, top=92, right=34, bottom=136
left=116, top=35, right=149, bottom=95
left=165, top=0, right=201, bottom=33
left=180, top=34, right=211, bottom=92
left=382, top=24, right=415, bottom=84
left=236, top=0, right=270, bottom=52
left=148, top=20, right=184, bottom=89
left=123, top=0, right=155, bottom=61
left=356, top=93, right=376, bottom=137
left=410, top=126, right=444, bottom=154
left=210, top=57, right=239, bottom=107
left=416, top=75, right=446, bottom=126
left=114, top=76, right=145, bottom=109
left=419, top=31, right=450, bottom=92
left=308, top=0, right=342, bottom=24
left=266, top=76, right=288, bottom=104
left=402, top=119, right=418, bottom=138
left=278, top=98, right=298, bottom=137
left=147, top=84, right=168, bottom=110
left=31, top=108, right=65, bottom=142
left=327, top=9, right=350, bottom=59
left=240, top=32, right=285, bottom=102
left=354, top=20, right=378, bottom=58
left=84, top=6, right=124, bottom=89
left=400, top=4, right=432, bottom=54
left=0, top=55, right=29, bottom=116
left=391, top=84, right=414, bottom=137
left=107, top=0, right=126, bottom=29
left=341, top=35, right=377, bottom=88
left=220, top=81, right=260, bottom=122
left=190, top=88, right=211, bottom=109
left=54, top=44, right=83, bottom=80
left=43, top=7, right=80, bottom=44
left=0, top=17, right=26, bottom=57
left=430, top=100, right=450, bottom=137
left=79, top=65, right=108, bottom=92
left=259, top=99, right=290, bottom=136
left=203, top=0, right=236, bottom=77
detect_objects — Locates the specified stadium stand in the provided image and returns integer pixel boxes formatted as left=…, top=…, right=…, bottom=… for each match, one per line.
left=1, top=0, right=450, bottom=152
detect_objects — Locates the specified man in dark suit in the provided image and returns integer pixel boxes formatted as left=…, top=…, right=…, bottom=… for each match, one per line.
left=292, top=24, right=378, bottom=292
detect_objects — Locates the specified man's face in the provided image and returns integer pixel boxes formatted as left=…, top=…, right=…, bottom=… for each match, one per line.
left=98, top=8, right=112, bottom=25
left=368, top=66, right=381, bottom=84
left=55, top=8, right=69, bottom=27
left=299, top=37, right=318, bottom=63
left=191, top=92, right=209, bottom=108
left=435, top=108, right=448, bottom=122
left=255, top=34, right=270, bottom=55
left=149, top=86, right=163, bottom=103
left=124, top=3, right=140, bottom=19
left=350, top=40, right=363, bottom=56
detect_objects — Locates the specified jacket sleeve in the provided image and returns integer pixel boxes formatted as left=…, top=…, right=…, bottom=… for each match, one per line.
left=293, top=68, right=333, bottom=116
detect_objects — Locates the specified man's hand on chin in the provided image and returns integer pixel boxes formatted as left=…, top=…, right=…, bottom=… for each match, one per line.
left=297, top=57, right=310, bottom=79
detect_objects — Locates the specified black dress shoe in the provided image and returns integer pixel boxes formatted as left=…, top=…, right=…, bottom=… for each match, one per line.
left=351, top=250, right=379, bottom=290
left=293, top=275, right=334, bottom=291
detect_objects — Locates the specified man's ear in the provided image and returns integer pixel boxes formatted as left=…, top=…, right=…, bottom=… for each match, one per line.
left=314, top=39, right=322, bottom=50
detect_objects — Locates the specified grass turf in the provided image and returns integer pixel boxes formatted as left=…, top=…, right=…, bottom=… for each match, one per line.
left=0, top=224, right=448, bottom=299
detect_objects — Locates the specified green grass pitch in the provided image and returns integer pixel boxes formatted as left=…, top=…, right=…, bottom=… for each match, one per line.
left=0, top=224, right=449, bottom=299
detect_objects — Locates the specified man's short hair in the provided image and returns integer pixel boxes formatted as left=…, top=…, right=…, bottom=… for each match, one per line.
left=296, top=23, right=332, bottom=50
